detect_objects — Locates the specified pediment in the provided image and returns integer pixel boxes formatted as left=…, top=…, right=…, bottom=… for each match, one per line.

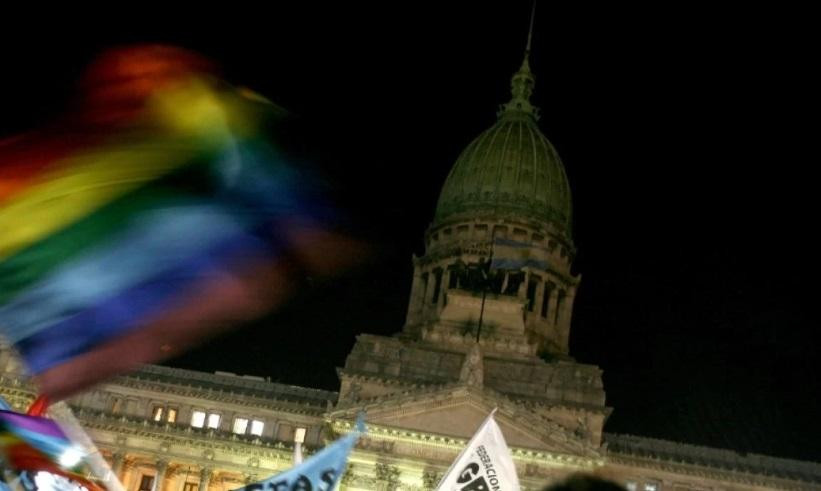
left=330, top=384, right=599, bottom=457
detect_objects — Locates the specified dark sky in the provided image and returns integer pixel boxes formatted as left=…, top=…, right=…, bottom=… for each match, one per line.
left=2, top=4, right=817, bottom=461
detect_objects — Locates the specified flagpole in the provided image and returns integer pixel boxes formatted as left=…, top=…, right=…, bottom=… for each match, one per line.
left=476, top=275, right=487, bottom=343
left=476, top=230, right=496, bottom=342
left=49, top=401, right=126, bottom=491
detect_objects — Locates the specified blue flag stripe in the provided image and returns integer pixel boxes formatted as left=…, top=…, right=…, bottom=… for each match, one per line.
left=15, top=231, right=271, bottom=374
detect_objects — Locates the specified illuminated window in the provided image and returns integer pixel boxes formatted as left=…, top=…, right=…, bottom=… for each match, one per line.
left=191, top=411, right=206, bottom=428
left=167, top=408, right=177, bottom=423
left=233, top=417, right=249, bottom=434
left=250, top=420, right=265, bottom=436
left=644, top=484, right=659, bottom=491
left=294, top=427, right=306, bottom=443
left=152, top=407, right=164, bottom=422
left=111, top=398, right=123, bottom=414
left=625, top=482, right=637, bottom=491
left=207, top=413, right=221, bottom=429
left=183, top=483, right=198, bottom=491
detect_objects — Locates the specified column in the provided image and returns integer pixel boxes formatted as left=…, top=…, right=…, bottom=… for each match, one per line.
left=554, top=289, right=567, bottom=328
left=407, top=267, right=423, bottom=322
left=152, top=460, right=168, bottom=491
left=111, top=451, right=125, bottom=480
left=535, top=280, right=546, bottom=317
left=199, top=467, right=212, bottom=491
left=557, top=290, right=576, bottom=352
left=547, top=287, right=559, bottom=325
left=423, top=271, right=435, bottom=306
left=438, top=268, right=451, bottom=311
left=518, top=270, right=530, bottom=299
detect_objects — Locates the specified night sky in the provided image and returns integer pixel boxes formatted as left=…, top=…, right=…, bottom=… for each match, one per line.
left=2, top=5, right=817, bottom=462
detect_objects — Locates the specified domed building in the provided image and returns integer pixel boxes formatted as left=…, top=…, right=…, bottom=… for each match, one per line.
left=404, top=49, right=578, bottom=358
left=3, top=28, right=821, bottom=491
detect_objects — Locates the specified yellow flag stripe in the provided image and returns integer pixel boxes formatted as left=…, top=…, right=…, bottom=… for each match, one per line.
left=0, top=138, right=208, bottom=262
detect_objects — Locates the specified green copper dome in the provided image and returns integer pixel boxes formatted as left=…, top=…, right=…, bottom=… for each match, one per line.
left=433, top=56, right=572, bottom=234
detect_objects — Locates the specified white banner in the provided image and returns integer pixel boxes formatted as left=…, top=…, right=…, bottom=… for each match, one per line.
left=436, top=409, right=520, bottom=491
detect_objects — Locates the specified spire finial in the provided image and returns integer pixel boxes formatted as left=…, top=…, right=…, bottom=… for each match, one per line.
left=498, top=1, right=540, bottom=120
left=526, top=0, right=536, bottom=56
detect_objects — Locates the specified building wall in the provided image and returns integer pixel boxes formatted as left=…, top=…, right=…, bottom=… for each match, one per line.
left=2, top=346, right=819, bottom=491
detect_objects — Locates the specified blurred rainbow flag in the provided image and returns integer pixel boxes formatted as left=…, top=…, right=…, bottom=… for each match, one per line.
left=0, top=45, right=342, bottom=400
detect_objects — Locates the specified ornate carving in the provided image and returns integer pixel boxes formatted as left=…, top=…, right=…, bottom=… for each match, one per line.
left=422, top=468, right=442, bottom=490
left=341, top=464, right=355, bottom=484
left=350, top=475, right=376, bottom=488
left=358, top=437, right=395, bottom=454
left=348, top=382, right=362, bottom=402
left=459, top=342, right=483, bottom=387
left=574, top=415, right=590, bottom=440
left=200, top=468, right=212, bottom=491
left=374, top=462, right=401, bottom=490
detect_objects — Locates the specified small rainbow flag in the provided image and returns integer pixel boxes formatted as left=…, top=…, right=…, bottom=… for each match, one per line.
left=0, top=410, right=102, bottom=490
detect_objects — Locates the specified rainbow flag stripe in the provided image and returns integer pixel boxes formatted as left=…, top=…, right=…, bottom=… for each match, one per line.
left=0, top=78, right=316, bottom=398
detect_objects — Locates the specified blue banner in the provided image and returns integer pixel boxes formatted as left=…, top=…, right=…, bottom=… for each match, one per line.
left=235, top=415, right=365, bottom=491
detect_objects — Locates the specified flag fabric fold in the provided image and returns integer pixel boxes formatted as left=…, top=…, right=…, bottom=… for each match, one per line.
left=234, top=415, right=365, bottom=491
left=489, top=238, right=550, bottom=271
left=0, top=45, right=349, bottom=400
left=436, top=409, right=520, bottom=491
left=0, top=409, right=102, bottom=490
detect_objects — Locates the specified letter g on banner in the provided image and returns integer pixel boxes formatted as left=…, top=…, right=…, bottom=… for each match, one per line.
left=457, top=463, right=480, bottom=484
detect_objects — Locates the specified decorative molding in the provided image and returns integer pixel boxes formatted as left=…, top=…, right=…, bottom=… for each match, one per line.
left=98, top=377, right=329, bottom=416
left=5, top=350, right=821, bottom=490
left=330, top=384, right=599, bottom=458
left=330, top=418, right=602, bottom=470
left=605, top=433, right=821, bottom=487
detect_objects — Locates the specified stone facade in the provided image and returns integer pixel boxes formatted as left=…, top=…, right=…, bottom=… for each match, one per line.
left=2, top=344, right=820, bottom=491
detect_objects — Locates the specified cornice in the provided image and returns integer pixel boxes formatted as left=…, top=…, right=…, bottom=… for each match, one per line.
left=337, top=369, right=608, bottom=417
left=330, top=419, right=603, bottom=470
left=331, top=384, right=600, bottom=459
left=606, top=452, right=820, bottom=490
left=75, top=408, right=310, bottom=457
left=605, top=433, right=821, bottom=489
left=101, top=377, right=329, bottom=416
